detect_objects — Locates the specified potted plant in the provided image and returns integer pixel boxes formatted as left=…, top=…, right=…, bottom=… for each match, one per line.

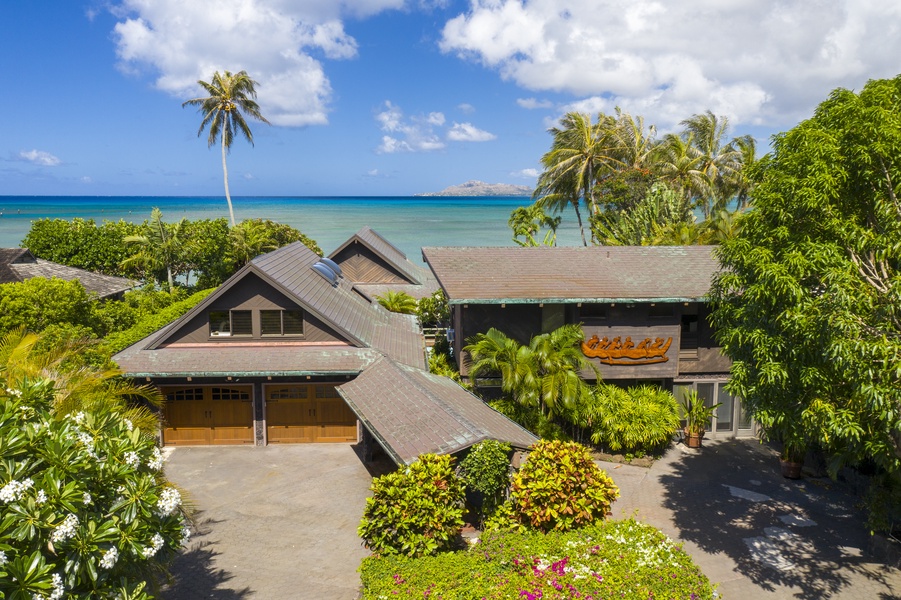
left=778, top=428, right=807, bottom=479
left=680, top=391, right=721, bottom=448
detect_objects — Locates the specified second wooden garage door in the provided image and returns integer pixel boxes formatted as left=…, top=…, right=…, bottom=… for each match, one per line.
left=266, top=384, right=357, bottom=443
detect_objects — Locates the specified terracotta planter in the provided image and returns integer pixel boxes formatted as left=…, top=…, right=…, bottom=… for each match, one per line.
left=684, top=428, right=704, bottom=448
left=780, top=459, right=803, bottom=479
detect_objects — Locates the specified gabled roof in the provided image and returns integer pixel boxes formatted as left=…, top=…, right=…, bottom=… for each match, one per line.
left=114, top=242, right=426, bottom=376
left=337, top=357, right=538, bottom=465
left=422, top=245, right=721, bottom=304
left=0, top=248, right=136, bottom=299
left=330, top=226, right=425, bottom=285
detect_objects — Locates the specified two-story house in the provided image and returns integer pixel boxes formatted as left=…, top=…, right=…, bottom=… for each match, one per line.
left=113, top=239, right=536, bottom=463
left=421, top=245, right=753, bottom=440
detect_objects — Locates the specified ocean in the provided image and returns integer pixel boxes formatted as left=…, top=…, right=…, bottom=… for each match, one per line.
left=0, top=196, right=583, bottom=264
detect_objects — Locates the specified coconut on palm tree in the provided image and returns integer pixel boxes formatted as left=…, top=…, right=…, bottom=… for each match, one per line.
left=183, top=70, right=270, bottom=227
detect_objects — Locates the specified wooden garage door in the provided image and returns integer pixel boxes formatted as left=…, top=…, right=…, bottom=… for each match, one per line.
left=162, top=386, right=254, bottom=446
left=266, top=384, right=357, bottom=443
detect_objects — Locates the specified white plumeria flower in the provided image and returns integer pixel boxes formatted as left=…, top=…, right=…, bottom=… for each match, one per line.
left=157, top=487, right=181, bottom=516
left=100, top=546, right=119, bottom=569
left=124, top=451, right=140, bottom=468
left=83, top=491, right=92, bottom=505
left=50, top=513, right=79, bottom=543
left=142, top=533, right=164, bottom=558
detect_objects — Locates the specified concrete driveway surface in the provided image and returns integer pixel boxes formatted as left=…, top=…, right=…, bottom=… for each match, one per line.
left=160, top=444, right=386, bottom=600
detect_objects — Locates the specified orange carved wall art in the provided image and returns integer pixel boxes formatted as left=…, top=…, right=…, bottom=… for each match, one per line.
left=581, top=335, right=673, bottom=365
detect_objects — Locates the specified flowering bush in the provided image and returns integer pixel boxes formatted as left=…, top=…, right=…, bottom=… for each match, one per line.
left=359, top=517, right=717, bottom=599
left=0, top=378, right=188, bottom=599
left=358, top=454, right=465, bottom=557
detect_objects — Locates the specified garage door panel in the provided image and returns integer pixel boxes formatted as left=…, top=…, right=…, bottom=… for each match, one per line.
left=268, top=425, right=318, bottom=443
left=265, top=385, right=357, bottom=443
left=163, top=427, right=211, bottom=446
left=161, top=386, right=253, bottom=446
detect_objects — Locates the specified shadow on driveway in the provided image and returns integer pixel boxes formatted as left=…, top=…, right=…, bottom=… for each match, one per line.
left=656, top=440, right=901, bottom=599
left=163, top=513, right=252, bottom=599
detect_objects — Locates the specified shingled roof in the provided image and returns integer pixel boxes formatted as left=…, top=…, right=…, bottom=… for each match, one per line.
left=0, top=248, right=136, bottom=299
left=422, top=245, right=721, bottom=303
left=337, top=357, right=538, bottom=465
left=114, top=241, right=426, bottom=377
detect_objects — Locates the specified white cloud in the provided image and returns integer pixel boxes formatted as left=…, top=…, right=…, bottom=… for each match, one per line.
left=513, top=168, right=539, bottom=179
left=447, top=122, right=496, bottom=142
left=111, top=0, right=404, bottom=127
left=440, top=0, right=901, bottom=131
left=374, top=101, right=446, bottom=153
left=18, top=150, right=61, bottom=166
left=517, top=97, right=552, bottom=110
left=457, top=102, right=475, bottom=113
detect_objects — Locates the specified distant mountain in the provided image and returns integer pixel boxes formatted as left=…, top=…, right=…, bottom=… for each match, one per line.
left=416, top=180, right=532, bottom=197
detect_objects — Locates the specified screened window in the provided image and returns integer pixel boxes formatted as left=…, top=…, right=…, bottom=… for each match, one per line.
left=209, top=310, right=252, bottom=337
left=261, top=310, right=304, bottom=336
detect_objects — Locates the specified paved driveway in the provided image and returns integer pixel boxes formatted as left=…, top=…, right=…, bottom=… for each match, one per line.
left=160, top=444, right=388, bottom=600
left=604, top=439, right=901, bottom=599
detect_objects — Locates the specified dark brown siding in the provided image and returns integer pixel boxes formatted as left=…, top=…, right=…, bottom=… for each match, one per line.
left=161, top=273, right=350, bottom=345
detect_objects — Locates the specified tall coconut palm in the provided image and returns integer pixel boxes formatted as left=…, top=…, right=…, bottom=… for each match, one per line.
left=183, top=70, right=270, bottom=227
left=534, top=112, right=617, bottom=245
left=679, top=111, right=745, bottom=218
left=608, top=108, right=658, bottom=172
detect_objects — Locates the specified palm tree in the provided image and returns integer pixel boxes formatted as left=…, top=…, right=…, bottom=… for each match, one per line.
left=528, top=324, right=595, bottom=415
left=122, top=208, right=188, bottom=289
left=375, top=290, right=418, bottom=315
left=508, top=204, right=561, bottom=246
left=183, top=70, right=270, bottom=227
left=534, top=112, right=617, bottom=245
left=229, top=219, right=279, bottom=267
left=608, top=108, right=658, bottom=172
left=0, top=327, right=163, bottom=431
left=465, top=328, right=538, bottom=407
left=679, top=111, right=745, bottom=218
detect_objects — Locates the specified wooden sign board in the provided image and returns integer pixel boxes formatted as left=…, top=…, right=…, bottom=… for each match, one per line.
left=580, top=324, right=681, bottom=379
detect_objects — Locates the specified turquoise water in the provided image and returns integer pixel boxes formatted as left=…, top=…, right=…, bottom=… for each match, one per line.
left=0, top=196, right=582, bottom=264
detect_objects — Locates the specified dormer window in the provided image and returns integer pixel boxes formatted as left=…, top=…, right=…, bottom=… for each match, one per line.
left=209, top=310, right=252, bottom=337
left=261, top=310, right=305, bottom=336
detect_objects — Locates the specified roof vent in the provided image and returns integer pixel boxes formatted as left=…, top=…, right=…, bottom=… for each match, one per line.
left=311, top=261, right=339, bottom=286
left=319, top=257, right=343, bottom=278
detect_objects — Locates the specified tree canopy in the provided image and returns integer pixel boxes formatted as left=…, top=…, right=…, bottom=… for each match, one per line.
left=710, top=75, right=901, bottom=476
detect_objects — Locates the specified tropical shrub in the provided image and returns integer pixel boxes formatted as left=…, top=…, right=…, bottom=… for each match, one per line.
left=458, top=440, right=511, bottom=525
left=23, top=218, right=139, bottom=276
left=358, top=454, right=465, bottom=557
left=585, top=384, right=680, bottom=454
left=0, top=379, right=188, bottom=599
left=104, top=288, right=215, bottom=354
left=375, top=290, right=418, bottom=315
left=359, top=518, right=717, bottom=599
left=0, top=278, right=99, bottom=338
left=500, top=440, right=619, bottom=533
left=487, top=398, right=569, bottom=441
left=417, top=290, right=450, bottom=327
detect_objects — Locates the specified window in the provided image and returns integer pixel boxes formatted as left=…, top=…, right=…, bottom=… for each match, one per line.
left=580, top=304, right=607, bottom=321
left=209, top=310, right=252, bottom=337
left=648, top=304, right=673, bottom=318
left=261, top=310, right=305, bottom=336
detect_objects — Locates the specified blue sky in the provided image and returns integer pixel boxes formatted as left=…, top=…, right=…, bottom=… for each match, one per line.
left=2, top=1, right=899, bottom=197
